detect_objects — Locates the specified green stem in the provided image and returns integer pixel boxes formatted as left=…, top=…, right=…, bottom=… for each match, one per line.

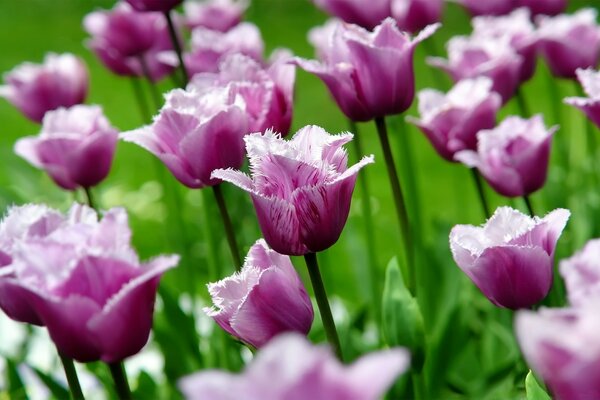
left=304, top=252, right=343, bottom=360
left=412, top=371, right=426, bottom=400
left=165, top=11, right=189, bottom=86
left=59, top=354, right=84, bottom=400
left=138, top=56, right=163, bottom=111
left=471, top=169, right=491, bottom=219
left=108, top=362, right=132, bottom=400
left=374, top=117, right=414, bottom=294
left=212, top=185, right=242, bottom=269
left=130, top=77, right=150, bottom=123
left=83, top=187, right=95, bottom=210
left=516, top=87, right=530, bottom=118
left=523, top=195, right=535, bottom=217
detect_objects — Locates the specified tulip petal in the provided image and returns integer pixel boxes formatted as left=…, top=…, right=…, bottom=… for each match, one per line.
left=0, top=277, right=43, bottom=325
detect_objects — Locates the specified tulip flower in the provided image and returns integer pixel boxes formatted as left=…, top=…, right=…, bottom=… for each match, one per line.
left=311, top=0, right=390, bottom=30
left=455, top=115, right=556, bottom=197
left=179, top=333, right=410, bottom=400
left=536, top=9, right=600, bottom=79
left=121, top=85, right=247, bottom=189
left=212, top=125, right=374, bottom=256
left=297, top=18, right=439, bottom=122
left=408, top=77, right=502, bottom=161
left=184, top=0, right=248, bottom=32
left=205, top=239, right=313, bottom=348
left=189, top=52, right=295, bottom=136
left=516, top=304, right=600, bottom=400
left=14, top=105, right=118, bottom=191
left=520, top=0, right=566, bottom=16
left=391, top=0, right=443, bottom=34
left=0, top=203, right=178, bottom=362
left=450, top=206, right=570, bottom=309
left=458, top=0, right=515, bottom=17
left=0, top=53, right=88, bottom=123
left=560, top=239, right=600, bottom=307
left=125, top=0, right=182, bottom=13
left=83, top=2, right=175, bottom=81
left=564, top=68, right=600, bottom=129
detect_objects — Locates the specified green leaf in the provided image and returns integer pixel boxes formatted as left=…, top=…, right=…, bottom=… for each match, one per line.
left=30, top=366, right=69, bottom=400
left=5, top=359, right=28, bottom=400
left=526, top=370, right=551, bottom=400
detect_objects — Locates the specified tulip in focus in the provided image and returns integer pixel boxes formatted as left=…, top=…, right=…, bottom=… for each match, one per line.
left=536, top=9, right=600, bottom=79
left=455, top=115, right=556, bottom=197
left=212, top=125, right=374, bottom=255
left=125, top=0, right=182, bottom=13
left=297, top=18, right=439, bottom=122
left=564, top=68, right=600, bottom=129
left=0, top=53, right=88, bottom=123
left=205, top=239, right=313, bottom=348
left=184, top=0, right=248, bottom=32
left=0, top=204, right=178, bottom=362
left=179, top=333, right=410, bottom=400
left=14, top=105, right=118, bottom=191
left=560, top=239, right=600, bottom=307
left=408, top=77, right=502, bottom=161
left=391, top=0, right=443, bottom=34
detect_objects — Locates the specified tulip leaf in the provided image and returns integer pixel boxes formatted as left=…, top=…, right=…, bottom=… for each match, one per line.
left=525, top=371, right=551, bottom=400
left=30, top=366, right=69, bottom=400
left=5, top=359, right=28, bottom=400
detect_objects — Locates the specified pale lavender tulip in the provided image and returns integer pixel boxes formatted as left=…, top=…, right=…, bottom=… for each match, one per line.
left=472, top=8, right=538, bottom=82
left=125, top=0, right=182, bottom=13
left=516, top=304, right=600, bottom=400
left=205, top=239, right=313, bottom=348
left=311, top=0, right=390, bottom=30
left=428, top=35, right=523, bottom=103
left=536, top=9, right=600, bottom=79
left=519, top=0, right=565, bottom=16
left=184, top=0, right=248, bottom=31
left=297, top=18, right=439, bottom=122
left=212, top=126, right=374, bottom=255
left=560, top=239, right=600, bottom=307
left=455, top=115, right=556, bottom=197
left=408, top=77, right=502, bottom=161
left=14, top=105, right=118, bottom=191
left=189, top=52, right=295, bottom=136
left=450, top=206, right=570, bottom=309
left=564, top=68, right=600, bottom=128
left=0, top=204, right=178, bottom=362
left=84, top=2, right=175, bottom=81
left=179, top=333, right=410, bottom=400
left=391, top=0, right=443, bottom=34
left=0, top=53, right=88, bottom=123
left=121, top=86, right=247, bottom=188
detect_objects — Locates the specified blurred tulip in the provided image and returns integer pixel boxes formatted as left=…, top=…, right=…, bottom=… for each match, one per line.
left=391, top=0, right=443, bottom=33
left=14, top=105, right=118, bottom=191
left=455, top=115, right=555, bottom=197
left=560, top=239, right=600, bottom=307
left=450, top=206, right=570, bottom=309
left=536, top=9, right=600, bottom=79
left=408, top=77, right=502, bottom=161
left=184, top=0, right=248, bottom=31
left=212, top=125, right=374, bottom=255
left=0, top=204, right=178, bottom=362
left=83, top=2, right=175, bottom=81
left=125, top=0, right=182, bottom=13
left=121, top=86, right=247, bottom=188
left=312, top=0, right=390, bottom=30
left=520, top=0, right=566, bottom=16
left=179, top=333, right=410, bottom=400
left=0, top=53, right=88, bottom=123
left=205, top=239, right=313, bottom=348
left=564, top=68, right=600, bottom=128
left=458, top=0, right=515, bottom=17
left=297, top=18, right=439, bottom=122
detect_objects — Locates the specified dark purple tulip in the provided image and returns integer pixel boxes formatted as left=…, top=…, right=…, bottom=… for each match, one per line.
left=519, top=0, right=566, bottom=17
left=408, top=77, right=502, bottom=162
left=392, top=0, right=443, bottom=34
left=0, top=53, right=88, bottom=123
left=212, top=126, right=374, bottom=256
left=14, top=105, right=118, bottom=191
left=565, top=68, right=600, bottom=128
left=184, top=0, right=248, bottom=32
left=125, top=0, right=182, bottom=13
left=205, top=239, right=313, bottom=348
left=450, top=206, right=570, bottom=309
left=536, top=9, right=600, bottom=79
left=455, top=115, right=555, bottom=197
left=312, top=0, right=390, bottom=30
left=458, top=0, right=515, bottom=17
left=179, top=333, right=410, bottom=400
left=560, top=239, right=600, bottom=307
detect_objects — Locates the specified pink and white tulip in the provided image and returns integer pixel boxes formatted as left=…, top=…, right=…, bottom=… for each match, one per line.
left=564, top=68, right=600, bottom=129
left=560, top=239, right=600, bottom=307
left=184, top=0, right=248, bottom=32
left=391, top=0, right=444, bottom=33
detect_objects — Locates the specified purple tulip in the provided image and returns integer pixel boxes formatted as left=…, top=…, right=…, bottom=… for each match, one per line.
left=516, top=304, right=600, bottom=400
left=455, top=115, right=556, bottom=197
left=179, top=333, right=410, bottom=400
left=458, top=0, right=515, bottom=17
left=0, top=204, right=178, bottom=362
left=125, top=0, right=182, bottom=13
left=564, top=68, right=600, bottom=128
left=520, top=0, right=566, bottom=16
left=428, top=35, right=523, bottom=103
left=205, top=239, right=313, bottom=348
left=0, top=53, right=88, bottom=123
left=536, top=9, right=600, bottom=79
left=83, top=2, right=175, bottom=81
left=212, top=126, right=374, bottom=255
left=184, top=0, right=248, bottom=32
left=297, top=18, right=439, bottom=122
left=450, top=206, right=570, bottom=309
left=121, top=86, right=247, bottom=188
left=560, top=239, right=600, bottom=307
left=408, top=77, right=502, bottom=162
left=189, top=52, right=295, bottom=136
left=311, top=0, right=390, bottom=30
left=14, top=105, right=118, bottom=191
left=391, top=0, right=443, bottom=34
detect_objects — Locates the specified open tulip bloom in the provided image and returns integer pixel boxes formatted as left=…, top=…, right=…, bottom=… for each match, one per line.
left=564, top=68, right=600, bottom=129
left=560, top=238, right=600, bottom=307
left=450, top=206, right=570, bottom=309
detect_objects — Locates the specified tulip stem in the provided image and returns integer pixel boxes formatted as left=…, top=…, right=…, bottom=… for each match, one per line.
left=471, top=169, right=491, bottom=219
left=108, top=362, right=132, bottom=400
left=374, top=117, right=414, bottom=295
left=165, top=11, right=189, bottom=86
left=59, top=353, right=84, bottom=400
left=212, top=185, right=242, bottom=269
left=139, top=56, right=163, bottom=111
left=83, top=187, right=96, bottom=210
left=516, top=88, right=530, bottom=118
left=304, top=252, right=343, bottom=360
left=523, top=195, right=535, bottom=217
left=130, top=78, right=151, bottom=123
